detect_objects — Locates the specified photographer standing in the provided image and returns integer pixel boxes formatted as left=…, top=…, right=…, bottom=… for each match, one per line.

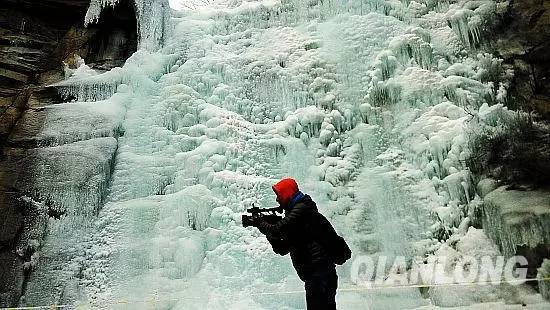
left=248, top=178, right=350, bottom=310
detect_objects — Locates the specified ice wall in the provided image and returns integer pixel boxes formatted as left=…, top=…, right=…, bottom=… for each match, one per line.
left=18, top=49, right=180, bottom=305
left=20, top=0, right=550, bottom=308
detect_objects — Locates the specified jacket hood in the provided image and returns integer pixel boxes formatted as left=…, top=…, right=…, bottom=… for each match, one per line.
left=272, top=178, right=299, bottom=207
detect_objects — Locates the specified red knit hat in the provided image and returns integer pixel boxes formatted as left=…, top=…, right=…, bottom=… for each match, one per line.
left=272, top=178, right=299, bottom=207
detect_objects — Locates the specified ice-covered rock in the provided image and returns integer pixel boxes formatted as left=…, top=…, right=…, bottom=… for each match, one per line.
left=482, top=186, right=550, bottom=257
left=13, top=137, right=118, bottom=216
left=13, top=138, right=118, bottom=305
left=539, top=259, right=550, bottom=301
left=427, top=227, right=533, bottom=307
left=476, top=178, right=499, bottom=198
left=0, top=252, right=24, bottom=307
left=52, top=50, right=177, bottom=102
left=8, top=100, right=125, bottom=147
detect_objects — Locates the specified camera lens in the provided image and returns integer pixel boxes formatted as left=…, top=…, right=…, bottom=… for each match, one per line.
left=242, top=215, right=252, bottom=227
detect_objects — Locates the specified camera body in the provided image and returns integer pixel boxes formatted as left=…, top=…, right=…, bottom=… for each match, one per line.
left=241, top=214, right=256, bottom=227
left=242, top=205, right=283, bottom=227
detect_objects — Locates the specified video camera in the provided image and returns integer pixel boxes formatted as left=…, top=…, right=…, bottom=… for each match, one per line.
left=242, top=205, right=283, bottom=227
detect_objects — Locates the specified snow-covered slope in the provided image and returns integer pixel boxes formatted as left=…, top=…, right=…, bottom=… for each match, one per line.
left=20, top=0, right=549, bottom=309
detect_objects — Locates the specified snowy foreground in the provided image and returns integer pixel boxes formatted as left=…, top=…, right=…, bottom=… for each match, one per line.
left=22, top=0, right=549, bottom=309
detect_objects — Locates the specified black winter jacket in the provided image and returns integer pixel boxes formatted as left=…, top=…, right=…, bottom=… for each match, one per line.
left=257, top=194, right=334, bottom=280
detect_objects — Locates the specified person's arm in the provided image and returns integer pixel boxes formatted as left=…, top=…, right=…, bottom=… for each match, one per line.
left=266, top=235, right=290, bottom=255
left=255, top=203, right=308, bottom=240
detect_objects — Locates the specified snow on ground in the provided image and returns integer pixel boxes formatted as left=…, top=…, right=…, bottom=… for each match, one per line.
left=21, top=0, right=550, bottom=309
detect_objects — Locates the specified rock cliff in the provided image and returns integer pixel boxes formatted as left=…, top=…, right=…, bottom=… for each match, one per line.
left=495, top=0, right=550, bottom=118
left=0, top=0, right=136, bottom=306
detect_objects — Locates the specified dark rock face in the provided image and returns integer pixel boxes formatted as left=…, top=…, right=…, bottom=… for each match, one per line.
left=0, top=0, right=136, bottom=307
left=0, top=252, right=25, bottom=306
left=85, top=0, right=138, bottom=70
left=0, top=2, right=89, bottom=306
left=483, top=1, right=550, bottom=299
left=495, top=0, right=550, bottom=118
left=0, top=0, right=99, bottom=137
left=0, top=0, right=138, bottom=143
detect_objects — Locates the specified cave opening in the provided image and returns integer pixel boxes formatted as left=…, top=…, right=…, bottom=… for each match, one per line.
left=84, top=0, right=138, bottom=70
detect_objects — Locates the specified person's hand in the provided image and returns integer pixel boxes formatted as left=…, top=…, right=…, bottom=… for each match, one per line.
left=251, top=213, right=268, bottom=227
left=252, top=212, right=263, bottom=222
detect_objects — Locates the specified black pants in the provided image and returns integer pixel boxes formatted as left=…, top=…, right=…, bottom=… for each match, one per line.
left=304, top=266, right=338, bottom=310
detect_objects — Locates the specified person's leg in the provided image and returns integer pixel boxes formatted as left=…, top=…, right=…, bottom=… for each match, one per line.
left=329, top=271, right=338, bottom=309
left=304, top=267, right=338, bottom=310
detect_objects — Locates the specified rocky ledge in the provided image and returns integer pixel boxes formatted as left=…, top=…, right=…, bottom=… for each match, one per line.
left=481, top=185, right=550, bottom=299
left=482, top=186, right=550, bottom=258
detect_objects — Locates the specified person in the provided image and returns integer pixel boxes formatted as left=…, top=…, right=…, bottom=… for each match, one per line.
left=250, top=178, right=338, bottom=310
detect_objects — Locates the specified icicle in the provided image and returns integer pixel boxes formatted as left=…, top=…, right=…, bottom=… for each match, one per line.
left=390, top=33, right=434, bottom=70
left=84, top=0, right=121, bottom=26
left=56, top=82, right=120, bottom=102
left=134, top=0, right=171, bottom=50
left=85, top=0, right=171, bottom=51
left=375, top=51, right=398, bottom=80
left=445, top=2, right=496, bottom=50
left=368, top=81, right=402, bottom=107
left=447, top=9, right=475, bottom=48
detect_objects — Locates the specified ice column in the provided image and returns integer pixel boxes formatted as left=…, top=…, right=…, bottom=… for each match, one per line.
left=85, top=0, right=171, bottom=51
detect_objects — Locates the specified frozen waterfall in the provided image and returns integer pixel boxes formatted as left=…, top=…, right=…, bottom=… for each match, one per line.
left=18, top=0, right=549, bottom=309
